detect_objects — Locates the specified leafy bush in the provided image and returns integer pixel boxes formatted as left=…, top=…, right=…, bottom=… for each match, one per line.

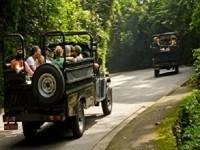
left=174, top=90, right=200, bottom=149
left=189, top=48, right=200, bottom=88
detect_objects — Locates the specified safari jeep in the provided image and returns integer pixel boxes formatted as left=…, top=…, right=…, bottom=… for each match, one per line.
left=151, top=32, right=179, bottom=77
left=1, top=31, right=112, bottom=139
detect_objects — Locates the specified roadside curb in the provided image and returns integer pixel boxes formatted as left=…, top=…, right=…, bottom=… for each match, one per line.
left=107, top=86, right=191, bottom=150
left=92, top=81, right=191, bottom=150
left=91, top=106, right=148, bottom=150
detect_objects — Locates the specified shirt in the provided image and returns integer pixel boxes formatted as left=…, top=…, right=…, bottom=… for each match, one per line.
left=26, top=56, right=37, bottom=71
left=52, top=57, right=64, bottom=69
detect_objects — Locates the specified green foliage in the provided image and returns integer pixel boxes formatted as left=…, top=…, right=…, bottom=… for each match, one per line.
left=0, top=0, right=199, bottom=74
left=156, top=106, right=179, bottom=150
left=189, top=48, right=200, bottom=88
left=0, top=0, right=199, bottom=95
left=193, top=48, right=200, bottom=73
left=174, top=90, right=200, bottom=149
left=0, top=0, right=114, bottom=103
left=108, top=0, right=200, bottom=72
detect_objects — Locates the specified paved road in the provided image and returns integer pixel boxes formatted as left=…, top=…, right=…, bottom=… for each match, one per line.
left=0, top=67, right=192, bottom=150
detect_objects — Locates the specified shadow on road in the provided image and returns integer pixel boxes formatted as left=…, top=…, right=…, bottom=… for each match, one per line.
left=2, top=114, right=105, bottom=149
left=158, top=70, right=179, bottom=77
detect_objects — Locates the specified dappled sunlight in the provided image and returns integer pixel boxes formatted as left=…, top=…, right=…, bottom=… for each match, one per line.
left=146, top=89, right=166, bottom=97
left=111, top=75, right=136, bottom=87
left=131, top=83, right=151, bottom=89
left=131, top=132, right=156, bottom=148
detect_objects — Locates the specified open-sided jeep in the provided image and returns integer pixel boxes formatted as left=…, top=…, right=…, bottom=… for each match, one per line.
left=1, top=31, right=112, bottom=139
left=151, top=32, right=179, bottom=77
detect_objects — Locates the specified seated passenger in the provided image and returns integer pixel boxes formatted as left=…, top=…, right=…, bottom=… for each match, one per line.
left=65, top=45, right=83, bottom=63
left=152, top=36, right=165, bottom=52
left=44, top=48, right=52, bottom=63
left=71, top=45, right=83, bottom=62
left=152, top=36, right=161, bottom=48
left=11, top=49, right=33, bottom=76
left=26, top=45, right=42, bottom=72
left=52, top=45, right=64, bottom=68
left=65, top=45, right=74, bottom=62
left=169, top=35, right=177, bottom=47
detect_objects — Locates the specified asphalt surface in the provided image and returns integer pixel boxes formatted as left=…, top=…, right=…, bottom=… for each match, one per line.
left=0, top=67, right=192, bottom=150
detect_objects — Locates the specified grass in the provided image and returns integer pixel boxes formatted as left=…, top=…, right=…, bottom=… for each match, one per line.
left=155, top=105, right=180, bottom=150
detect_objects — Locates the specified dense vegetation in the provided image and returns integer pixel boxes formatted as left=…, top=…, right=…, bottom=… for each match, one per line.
left=172, top=47, right=200, bottom=149
left=174, top=90, right=200, bottom=149
left=1, top=0, right=200, bottom=102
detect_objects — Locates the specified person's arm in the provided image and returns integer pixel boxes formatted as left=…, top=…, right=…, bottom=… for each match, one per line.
left=66, top=56, right=75, bottom=62
left=26, top=57, right=36, bottom=71
left=74, top=54, right=83, bottom=62
left=24, top=62, right=34, bottom=76
left=37, top=55, right=44, bottom=65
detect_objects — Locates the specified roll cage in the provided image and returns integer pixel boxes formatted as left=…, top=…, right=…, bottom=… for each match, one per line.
left=39, top=31, right=98, bottom=62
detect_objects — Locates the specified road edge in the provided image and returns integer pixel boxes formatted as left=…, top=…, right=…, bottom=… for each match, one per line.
left=92, top=80, right=190, bottom=150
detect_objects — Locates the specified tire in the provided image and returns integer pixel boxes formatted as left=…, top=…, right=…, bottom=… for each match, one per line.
left=22, top=121, right=39, bottom=139
left=154, top=69, right=159, bottom=77
left=101, top=86, right=112, bottom=116
left=32, top=64, right=65, bottom=105
left=70, top=101, right=85, bottom=139
left=175, top=65, right=179, bottom=74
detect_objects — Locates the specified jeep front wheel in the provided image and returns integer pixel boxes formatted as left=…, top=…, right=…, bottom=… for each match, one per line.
left=70, top=100, right=85, bottom=139
left=101, top=86, right=112, bottom=116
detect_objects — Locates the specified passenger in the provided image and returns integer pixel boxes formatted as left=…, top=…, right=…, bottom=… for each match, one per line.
left=153, top=36, right=165, bottom=52
left=65, top=45, right=83, bottom=63
left=65, top=45, right=71, bottom=57
left=44, top=48, right=52, bottom=63
left=169, top=35, right=177, bottom=47
left=52, top=45, right=64, bottom=68
left=11, top=49, right=33, bottom=76
left=65, top=45, right=74, bottom=62
left=71, top=45, right=83, bottom=62
left=93, top=62, right=99, bottom=71
left=26, top=45, right=42, bottom=72
left=153, top=36, right=161, bottom=48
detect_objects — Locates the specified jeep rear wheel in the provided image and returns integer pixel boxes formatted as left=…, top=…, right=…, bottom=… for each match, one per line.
left=32, top=64, right=65, bottom=105
left=154, top=69, right=159, bottom=77
left=70, top=101, right=85, bottom=139
left=174, top=65, right=179, bottom=74
left=101, top=86, right=112, bottom=116
left=22, top=121, right=39, bottom=139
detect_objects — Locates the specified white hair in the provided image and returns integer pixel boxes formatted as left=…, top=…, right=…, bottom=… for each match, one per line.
left=65, top=45, right=71, bottom=56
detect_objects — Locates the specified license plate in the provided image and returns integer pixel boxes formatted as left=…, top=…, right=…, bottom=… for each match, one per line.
left=4, top=123, right=18, bottom=130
